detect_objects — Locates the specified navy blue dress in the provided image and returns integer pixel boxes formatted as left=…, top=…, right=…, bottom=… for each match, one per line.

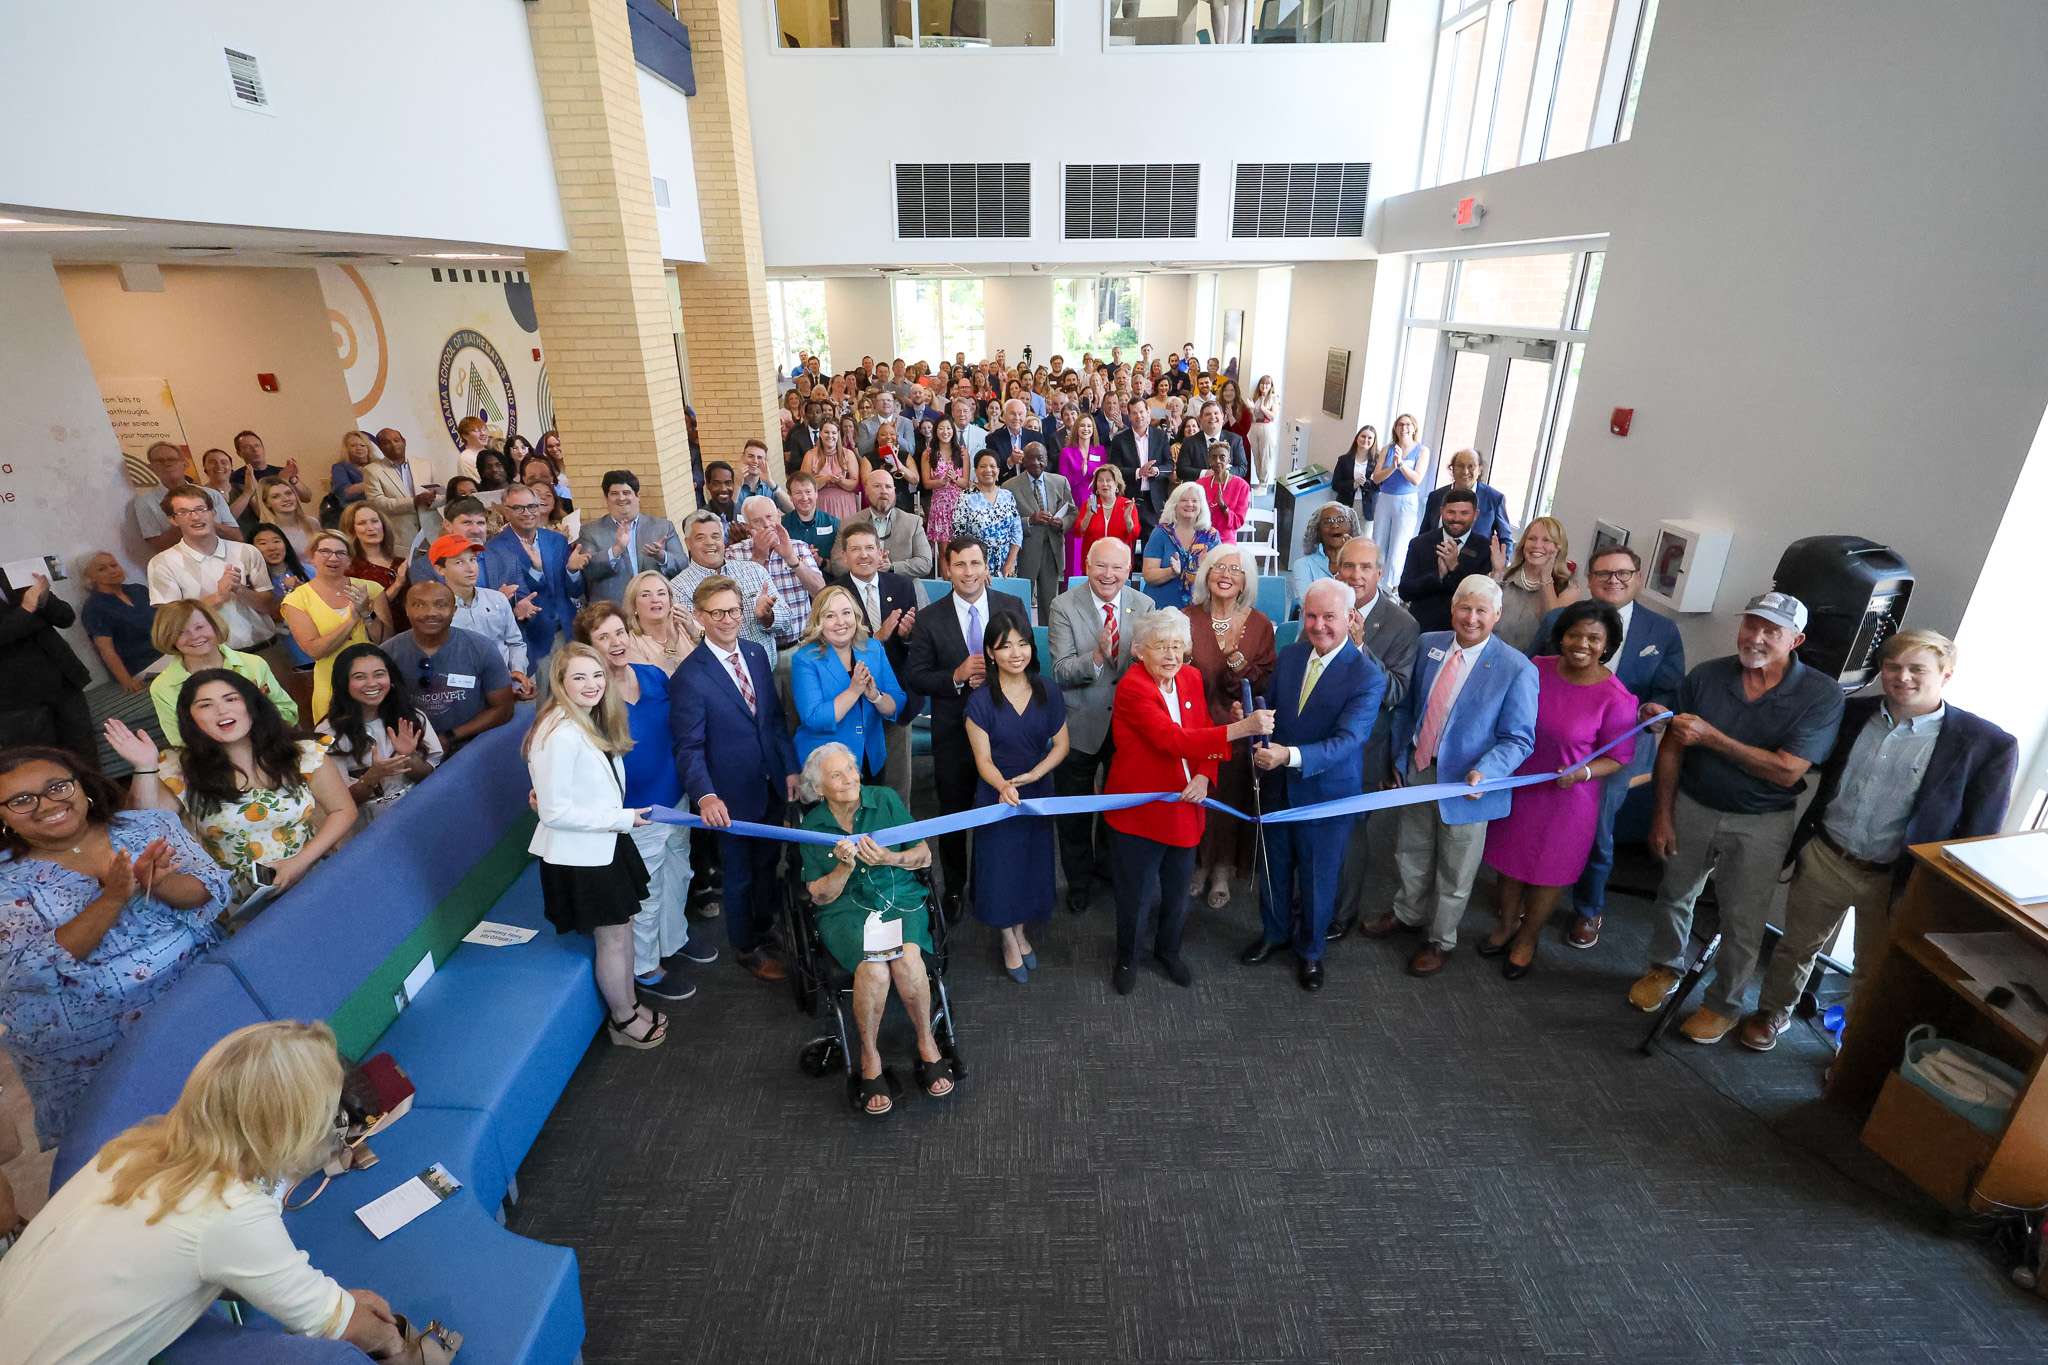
left=966, top=678, right=1066, bottom=928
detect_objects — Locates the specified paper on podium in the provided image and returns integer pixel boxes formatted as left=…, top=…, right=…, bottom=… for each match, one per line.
left=1943, top=833, right=2048, bottom=908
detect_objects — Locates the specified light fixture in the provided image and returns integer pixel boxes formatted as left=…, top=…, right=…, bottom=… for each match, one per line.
left=419, top=252, right=520, bottom=261
left=0, top=219, right=127, bottom=233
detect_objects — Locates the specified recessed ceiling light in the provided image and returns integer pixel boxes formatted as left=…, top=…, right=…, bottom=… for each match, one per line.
left=420, top=252, right=520, bottom=261
left=0, top=220, right=127, bottom=233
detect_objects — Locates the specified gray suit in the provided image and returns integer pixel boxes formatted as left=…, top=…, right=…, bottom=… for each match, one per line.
left=1337, top=590, right=1421, bottom=928
left=856, top=414, right=915, bottom=459
left=828, top=506, right=934, bottom=579
left=1003, top=470, right=1075, bottom=624
left=578, top=513, right=686, bottom=603
left=1048, top=582, right=1152, bottom=896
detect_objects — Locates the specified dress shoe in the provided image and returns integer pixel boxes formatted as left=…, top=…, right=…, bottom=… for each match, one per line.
left=1502, top=946, right=1535, bottom=981
left=1156, top=954, right=1193, bottom=987
left=1298, top=958, right=1324, bottom=991
left=1239, top=936, right=1281, bottom=965
left=1066, top=887, right=1090, bottom=915
left=1325, top=916, right=1355, bottom=942
left=942, top=893, right=965, bottom=925
left=1474, top=934, right=1512, bottom=959
left=1359, top=911, right=1421, bottom=940
left=1738, top=1009, right=1790, bottom=1051
left=738, top=948, right=787, bottom=983
left=1405, top=944, right=1448, bottom=978
left=1566, top=913, right=1602, bottom=949
left=1113, top=962, right=1136, bottom=995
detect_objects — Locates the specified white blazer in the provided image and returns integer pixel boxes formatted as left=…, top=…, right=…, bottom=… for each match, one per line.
left=526, top=715, right=638, bottom=866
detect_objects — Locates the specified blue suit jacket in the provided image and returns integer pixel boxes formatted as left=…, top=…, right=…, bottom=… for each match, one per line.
left=1392, top=633, right=1539, bottom=824
left=790, top=638, right=908, bottom=775
left=1420, top=481, right=1515, bottom=551
left=482, top=527, right=584, bottom=661
left=1532, top=601, right=1685, bottom=711
left=670, top=639, right=801, bottom=822
left=1261, top=641, right=1385, bottom=811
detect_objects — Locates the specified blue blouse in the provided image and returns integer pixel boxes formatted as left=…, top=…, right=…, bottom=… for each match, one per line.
left=791, top=638, right=908, bottom=776
left=79, top=585, right=162, bottom=677
left=1375, top=444, right=1427, bottom=499
left=620, top=662, right=683, bottom=809
left=1141, top=524, right=1223, bottom=610
left=0, top=809, right=231, bottom=1144
left=955, top=489, right=1025, bottom=572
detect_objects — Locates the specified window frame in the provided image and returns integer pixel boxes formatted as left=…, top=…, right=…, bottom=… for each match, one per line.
left=765, top=0, right=1059, bottom=55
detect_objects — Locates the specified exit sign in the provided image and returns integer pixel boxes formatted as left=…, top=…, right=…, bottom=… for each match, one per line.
left=1454, top=196, right=1485, bottom=229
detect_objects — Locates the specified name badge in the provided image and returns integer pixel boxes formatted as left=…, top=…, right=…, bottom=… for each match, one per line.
left=1427, top=646, right=1447, bottom=661
left=445, top=673, right=477, bottom=689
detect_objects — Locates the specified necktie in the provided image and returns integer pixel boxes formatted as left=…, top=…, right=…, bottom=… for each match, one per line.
left=728, top=649, right=756, bottom=716
left=1413, top=648, right=1467, bottom=773
left=1033, top=476, right=1045, bottom=509
left=967, top=601, right=982, bottom=654
left=863, top=581, right=880, bottom=631
left=1102, top=600, right=1119, bottom=660
left=1299, top=650, right=1327, bottom=711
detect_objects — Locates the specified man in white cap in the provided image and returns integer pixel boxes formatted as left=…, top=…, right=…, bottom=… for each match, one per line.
left=1627, top=590, right=1845, bottom=1044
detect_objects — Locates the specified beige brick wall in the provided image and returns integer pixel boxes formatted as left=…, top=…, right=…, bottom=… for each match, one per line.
left=671, top=0, right=783, bottom=481
left=524, top=0, right=696, bottom=518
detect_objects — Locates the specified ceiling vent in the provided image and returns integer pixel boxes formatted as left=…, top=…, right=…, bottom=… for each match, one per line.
left=1230, top=162, right=1370, bottom=239
left=894, top=164, right=1030, bottom=240
left=222, top=46, right=276, bottom=115
left=653, top=176, right=671, bottom=209
left=1063, top=164, right=1198, bottom=240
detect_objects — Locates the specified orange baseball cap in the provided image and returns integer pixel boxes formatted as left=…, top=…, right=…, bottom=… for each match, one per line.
left=429, top=534, right=479, bottom=565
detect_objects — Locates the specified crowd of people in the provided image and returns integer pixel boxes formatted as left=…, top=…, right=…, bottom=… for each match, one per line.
left=0, top=341, right=2025, bottom=1356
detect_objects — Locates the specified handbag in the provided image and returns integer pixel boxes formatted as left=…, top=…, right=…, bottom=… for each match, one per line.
left=284, top=1053, right=416, bottom=1209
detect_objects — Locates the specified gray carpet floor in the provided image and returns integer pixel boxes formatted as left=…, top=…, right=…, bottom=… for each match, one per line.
left=508, top=812, right=2046, bottom=1364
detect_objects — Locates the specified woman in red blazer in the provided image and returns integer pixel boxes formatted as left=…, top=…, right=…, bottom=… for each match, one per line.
left=1104, top=610, right=1273, bottom=995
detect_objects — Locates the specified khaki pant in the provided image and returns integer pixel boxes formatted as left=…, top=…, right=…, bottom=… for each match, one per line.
left=1644, top=791, right=1799, bottom=1019
left=1389, top=764, right=1490, bottom=950
left=1755, top=837, right=1896, bottom=1017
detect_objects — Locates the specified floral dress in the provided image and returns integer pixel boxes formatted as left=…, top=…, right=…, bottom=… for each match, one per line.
left=955, top=487, right=1025, bottom=575
left=924, top=451, right=965, bottom=545
left=158, top=740, right=329, bottom=902
left=0, top=809, right=230, bottom=1145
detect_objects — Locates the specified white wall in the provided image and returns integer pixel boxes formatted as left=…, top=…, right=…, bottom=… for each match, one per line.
left=0, top=257, right=144, bottom=682
left=639, top=69, right=707, bottom=264
left=1370, top=0, right=2048, bottom=683
left=823, top=277, right=894, bottom=367
left=739, top=0, right=1436, bottom=269
left=1142, top=273, right=1191, bottom=359
left=1249, top=265, right=1293, bottom=414
left=983, top=276, right=1054, bottom=364
left=0, top=1, right=566, bottom=249
left=1279, top=261, right=1378, bottom=472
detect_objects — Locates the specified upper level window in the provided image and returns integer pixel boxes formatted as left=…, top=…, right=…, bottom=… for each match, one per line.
left=778, top=0, right=1052, bottom=47
left=1108, top=0, right=1388, bottom=47
left=767, top=280, right=829, bottom=377
left=1054, top=278, right=1140, bottom=354
left=1420, top=0, right=1657, bottom=187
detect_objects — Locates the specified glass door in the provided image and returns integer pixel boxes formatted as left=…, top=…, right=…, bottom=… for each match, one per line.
left=1425, top=331, right=1559, bottom=525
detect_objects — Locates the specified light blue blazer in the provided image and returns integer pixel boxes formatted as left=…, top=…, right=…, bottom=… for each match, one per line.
left=1391, top=632, right=1539, bottom=825
left=791, top=638, right=908, bottom=775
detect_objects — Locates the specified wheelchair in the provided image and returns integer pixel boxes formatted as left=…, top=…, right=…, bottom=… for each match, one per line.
left=780, top=851, right=965, bottom=1113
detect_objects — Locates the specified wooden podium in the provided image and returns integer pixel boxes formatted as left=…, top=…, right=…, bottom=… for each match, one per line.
left=1831, top=833, right=2048, bottom=1211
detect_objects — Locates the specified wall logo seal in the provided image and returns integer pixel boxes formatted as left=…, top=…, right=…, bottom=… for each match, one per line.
left=437, top=328, right=518, bottom=448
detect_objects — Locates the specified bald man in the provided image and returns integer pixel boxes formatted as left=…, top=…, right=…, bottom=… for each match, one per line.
left=365, top=428, right=442, bottom=551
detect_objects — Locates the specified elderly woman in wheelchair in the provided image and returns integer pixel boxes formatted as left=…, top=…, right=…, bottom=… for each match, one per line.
left=797, top=742, right=958, bottom=1116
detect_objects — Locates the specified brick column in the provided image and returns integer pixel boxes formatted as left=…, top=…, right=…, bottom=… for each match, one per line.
left=523, top=0, right=695, bottom=518
left=670, top=0, right=782, bottom=480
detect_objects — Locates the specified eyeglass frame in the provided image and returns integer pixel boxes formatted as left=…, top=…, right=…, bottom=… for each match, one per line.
left=1, top=778, right=78, bottom=815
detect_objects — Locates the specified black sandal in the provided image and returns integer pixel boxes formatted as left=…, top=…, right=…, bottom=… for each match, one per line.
left=858, top=1073, right=893, bottom=1118
left=607, top=1005, right=668, bottom=1049
left=915, top=1056, right=958, bottom=1099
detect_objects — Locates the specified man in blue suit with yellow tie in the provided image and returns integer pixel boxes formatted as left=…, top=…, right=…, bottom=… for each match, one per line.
left=1239, top=579, right=1386, bottom=990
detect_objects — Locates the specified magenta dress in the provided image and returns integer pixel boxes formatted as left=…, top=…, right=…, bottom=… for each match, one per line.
left=1482, top=655, right=1640, bottom=887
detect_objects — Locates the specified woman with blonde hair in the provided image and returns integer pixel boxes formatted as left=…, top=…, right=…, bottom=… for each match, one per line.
left=1492, top=514, right=1582, bottom=656
left=1140, top=482, right=1222, bottom=610
left=1246, top=375, right=1280, bottom=486
left=621, top=569, right=697, bottom=673
left=256, top=477, right=323, bottom=561
left=791, top=584, right=905, bottom=779
left=148, top=597, right=299, bottom=736
left=525, top=642, right=668, bottom=1050
left=0, top=1020, right=422, bottom=1362
left=282, top=528, right=392, bottom=722
left=1370, top=413, right=1428, bottom=559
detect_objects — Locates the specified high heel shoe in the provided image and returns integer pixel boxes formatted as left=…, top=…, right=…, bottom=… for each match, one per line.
left=1502, top=946, right=1536, bottom=980
left=1474, top=935, right=1512, bottom=959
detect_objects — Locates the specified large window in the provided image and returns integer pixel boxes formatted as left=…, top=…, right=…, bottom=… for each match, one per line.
left=1420, top=0, right=1657, bottom=188
left=1107, top=0, right=1387, bottom=46
left=1387, top=245, right=1603, bottom=525
left=777, top=0, right=1051, bottom=47
left=766, top=280, right=829, bottom=377
left=1053, top=277, right=1139, bottom=357
left=893, top=278, right=985, bottom=363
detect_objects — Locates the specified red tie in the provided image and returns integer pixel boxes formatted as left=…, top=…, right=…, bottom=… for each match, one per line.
left=1103, top=601, right=1119, bottom=659
left=728, top=649, right=756, bottom=716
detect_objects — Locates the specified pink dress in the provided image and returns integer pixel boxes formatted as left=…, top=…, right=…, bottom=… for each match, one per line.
left=1059, top=445, right=1106, bottom=508
left=1482, top=656, right=1640, bottom=887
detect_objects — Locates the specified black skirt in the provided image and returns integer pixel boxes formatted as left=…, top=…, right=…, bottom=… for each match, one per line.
left=539, top=833, right=651, bottom=936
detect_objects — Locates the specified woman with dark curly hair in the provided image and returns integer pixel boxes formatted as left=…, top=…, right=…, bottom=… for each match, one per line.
left=316, top=642, right=443, bottom=822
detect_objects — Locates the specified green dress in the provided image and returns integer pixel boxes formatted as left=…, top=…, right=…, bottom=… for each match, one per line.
left=798, top=785, right=934, bottom=971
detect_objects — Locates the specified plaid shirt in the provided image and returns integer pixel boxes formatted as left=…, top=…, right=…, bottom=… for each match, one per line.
left=726, top=539, right=820, bottom=647
left=668, top=555, right=785, bottom=665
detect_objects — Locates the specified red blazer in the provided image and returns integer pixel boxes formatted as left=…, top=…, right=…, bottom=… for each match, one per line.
left=1105, top=664, right=1232, bottom=848
left=1198, top=473, right=1250, bottom=539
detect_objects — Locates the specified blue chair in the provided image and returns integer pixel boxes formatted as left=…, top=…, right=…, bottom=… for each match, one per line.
left=918, top=579, right=949, bottom=607
left=1034, top=625, right=1050, bottom=661
left=1257, top=575, right=1290, bottom=623
left=992, top=575, right=1035, bottom=618
left=1068, top=575, right=1084, bottom=591
left=1274, top=620, right=1302, bottom=649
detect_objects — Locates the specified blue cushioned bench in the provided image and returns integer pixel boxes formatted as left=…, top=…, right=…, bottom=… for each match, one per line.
left=53, top=712, right=596, bottom=1365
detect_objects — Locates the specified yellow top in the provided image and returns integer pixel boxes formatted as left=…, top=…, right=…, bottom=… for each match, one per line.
left=282, top=578, right=382, bottom=722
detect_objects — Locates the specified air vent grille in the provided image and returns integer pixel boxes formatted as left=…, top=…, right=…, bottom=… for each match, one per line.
left=653, top=176, right=671, bottom=209
left=894, top=164, right=1030, bottom=240
left=223, top=47, right=271, bottom=112
left=1230, top=162, right=1370, bottom=238
left=1063, top=164, right=1198, bottom=240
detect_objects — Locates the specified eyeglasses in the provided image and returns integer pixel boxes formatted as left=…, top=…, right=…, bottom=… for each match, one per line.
left=1209, top=565, right=1246, bottom=577
left=3, top=778, right=77, bottom=815
left=1590, top=569, right=1637, bottom=583
left=312, top=547, right=350, bottom=559
left=700, top=606, right=745, bottom=621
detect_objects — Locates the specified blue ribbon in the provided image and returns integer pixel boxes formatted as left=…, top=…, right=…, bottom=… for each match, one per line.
left=652, top=715, right=1661, bottom=847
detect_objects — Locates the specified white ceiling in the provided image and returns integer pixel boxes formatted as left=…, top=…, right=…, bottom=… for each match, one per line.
left=0, top=205, right=529, bottom=270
